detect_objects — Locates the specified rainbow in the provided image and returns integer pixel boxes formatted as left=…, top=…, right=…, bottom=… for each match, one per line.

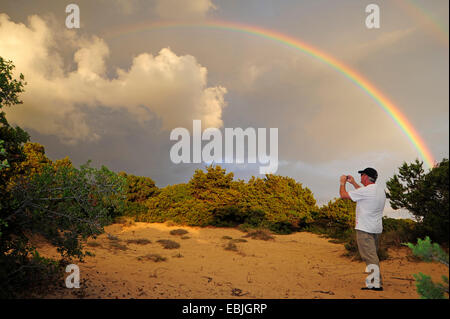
left=395, top=0, right=449, bottom=47
left=102, top=20, right=436, bottom=168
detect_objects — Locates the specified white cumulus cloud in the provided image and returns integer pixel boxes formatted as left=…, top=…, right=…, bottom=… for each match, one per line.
left=0, top=14, right=227, bottom=144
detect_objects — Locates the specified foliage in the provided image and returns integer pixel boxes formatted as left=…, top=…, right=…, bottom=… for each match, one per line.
left=0, top=57, right=29, bottom=198
left=0, top=57, right=26, bottom=108
left=412, top=273, right=448, bottom=299
left=406, top=236, right=449, bottom=267
left=0, top=140, right=9, bottom=169
left=5, top=142, right=72, bottom=190
left=380, top=217, right=417, bottom=248
left=0, top=57, right=126, bottom=298
left=236, top=174, right=318, bottom=228
left=406, top=237, right=449, bottom=299
left=210, top=206, right=266, bottom=228
left=141, top=183, right=212, bottom=225
left=316, top=198, right=356, bottom=228
left=305, top=198, right=355, bottom=241
left=139, top=165, right=318, bottom=233
left=117, top=172, right=158, bottom=219
left=118, top=171, right=158, bottom=203
left=0, top=161, right=126, bottom=297
left=386, top=159, right=449, bottom=243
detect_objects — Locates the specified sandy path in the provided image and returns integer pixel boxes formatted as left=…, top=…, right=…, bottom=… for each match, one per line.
left=38, top=222, right=448, bottom=299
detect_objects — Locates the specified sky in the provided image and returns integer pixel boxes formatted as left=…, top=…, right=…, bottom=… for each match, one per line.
left=1, top=0, right=448, bottom=218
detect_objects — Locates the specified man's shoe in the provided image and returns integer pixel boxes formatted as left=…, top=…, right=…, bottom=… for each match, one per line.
left=361, top=287, right=383, bottom=291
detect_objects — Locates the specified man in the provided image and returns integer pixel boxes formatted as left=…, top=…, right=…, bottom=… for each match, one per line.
left=339, top=167, right=386, bottom=291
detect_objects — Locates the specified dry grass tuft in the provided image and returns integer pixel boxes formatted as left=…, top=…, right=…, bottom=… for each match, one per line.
left=170, top=229, right=189, bottom=236
left=137, top=254, right=167, bottom=262
left=109, top=241, right=128, bottom=251
left=126, top=238, right=151, bottom=245
left=232, top=238, right=248, bottom=243
left=224, top=241, right=238, bottom=251
left=157, top=239, right=180, bottom=249
left=243, top=230, right=274, bottom=241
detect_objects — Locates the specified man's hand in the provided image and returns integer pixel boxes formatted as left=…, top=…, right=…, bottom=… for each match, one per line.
left=346, top=175, right=361, bottom=189
left=347, top=175, right=356, bottom=184
left=340, top=175, right=347, bottom=185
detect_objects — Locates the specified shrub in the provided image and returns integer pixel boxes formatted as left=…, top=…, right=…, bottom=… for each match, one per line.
left=210, top=206, right=266, bottom=228
left=235, top=174, right=318, bottom=227
left=381, top=217, right=417, bottom=247
left=386, top=159, right=449, bottom=243
left=304, top=199, right=356, bottom=245
left=126, top=239, right=151, bottom=245
left=1, top=161, right=126, bottom=298
left=138, top=254, right=166, bottom=262
left=267, top=220, right=295, bottom=234
left=170, top=229, right=189, bottom=236
left=157, top=239, right=180, bottom=249
left=118, top=172, right=158, bottom=203
left=139, top=165, right=318, bottom=231
left=224, top=242, right=238, bottom=251
left=109, top=242, right=128, bottom=251
left=118, top=172, right=158, bottom=218
left=0, top=58, right=128, bottom=297
left=141, top=183, right=213, bottom=226
left=405, top=237, right=449, bottom=299
left=243, top=230, right=274, bottom=241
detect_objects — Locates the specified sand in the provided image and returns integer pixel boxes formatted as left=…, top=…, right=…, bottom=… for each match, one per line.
left=36, top=222, right=448, bottom=299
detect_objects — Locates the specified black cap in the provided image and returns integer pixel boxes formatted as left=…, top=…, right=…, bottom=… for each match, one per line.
left=358, top=167, right=378, bottom=180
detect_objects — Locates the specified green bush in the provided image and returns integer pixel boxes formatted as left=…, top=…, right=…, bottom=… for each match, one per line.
left=138, top=165, right=317, bottom=234
left=406, top=237, right=449, bottom=299
left=1, top=162, right=126, bottom=297
left=210, top=206, right=266, bottom=228
left=235, top=174, right=318, bottom=227
left=386, top=159, right=449, bottom=243
left=0, top=57, right=128, bottom=297
left=267, top=220, right=295, bottom=234
left=304, top=199, right=356, bottom=243
left=381, top=217, right=417, bottom=247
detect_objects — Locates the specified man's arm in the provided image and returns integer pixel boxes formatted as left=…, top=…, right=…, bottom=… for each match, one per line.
left=339, top=175, right=351, bottom=199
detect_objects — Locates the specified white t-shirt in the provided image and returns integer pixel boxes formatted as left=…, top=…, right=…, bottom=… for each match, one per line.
left=348, top=183, right=386, bottom=234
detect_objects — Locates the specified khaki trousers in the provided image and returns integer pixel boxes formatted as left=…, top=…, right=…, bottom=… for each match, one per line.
left=356, top=229, right=382, bottom=285
left=356, top=230, right=380, bottom=266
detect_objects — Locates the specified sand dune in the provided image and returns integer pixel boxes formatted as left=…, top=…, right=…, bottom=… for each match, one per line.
left=37, top=222, right=448, bottom=299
